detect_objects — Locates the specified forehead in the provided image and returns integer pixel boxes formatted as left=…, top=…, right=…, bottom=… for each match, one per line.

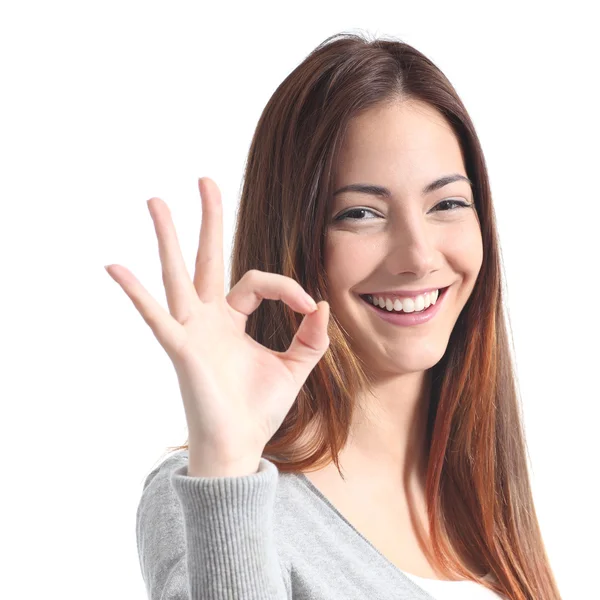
left=335, top=100, right=466, bottom=188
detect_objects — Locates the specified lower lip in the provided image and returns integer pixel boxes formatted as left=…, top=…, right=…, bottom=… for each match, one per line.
left=359, top=287, right=450, bottom=327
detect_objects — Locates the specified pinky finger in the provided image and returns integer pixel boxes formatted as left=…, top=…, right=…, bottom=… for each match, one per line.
left=105, top=264, right=186, bottom=356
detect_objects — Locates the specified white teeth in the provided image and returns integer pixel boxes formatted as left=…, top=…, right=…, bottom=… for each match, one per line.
left=369, top=290, right=440, bottom=313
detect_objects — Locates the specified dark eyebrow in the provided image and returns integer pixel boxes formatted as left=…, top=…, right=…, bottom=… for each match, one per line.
left=332, top=173, right=473, bottom=199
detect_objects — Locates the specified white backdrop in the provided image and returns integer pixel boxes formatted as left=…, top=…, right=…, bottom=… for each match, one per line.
left=1, top=1, right=597, bottom=598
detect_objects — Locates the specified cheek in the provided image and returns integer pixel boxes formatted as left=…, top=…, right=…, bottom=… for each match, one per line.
left=446, top=222, right=483, bottom=274
left=325, top=235, right=379, bottom=289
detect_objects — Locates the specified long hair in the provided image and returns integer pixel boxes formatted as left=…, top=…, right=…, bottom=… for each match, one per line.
left=166, top=31, right=561, bottom=599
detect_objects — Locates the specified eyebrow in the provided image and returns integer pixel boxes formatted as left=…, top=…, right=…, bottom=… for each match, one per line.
left=332, top=173, right=473, bottom=199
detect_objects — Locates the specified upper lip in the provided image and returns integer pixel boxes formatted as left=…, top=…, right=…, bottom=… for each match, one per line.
left=360, top=285, right=449, bottom=298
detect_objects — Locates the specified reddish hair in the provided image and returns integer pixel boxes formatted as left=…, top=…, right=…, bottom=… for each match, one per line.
left=167, top=32, right=562, bottom=599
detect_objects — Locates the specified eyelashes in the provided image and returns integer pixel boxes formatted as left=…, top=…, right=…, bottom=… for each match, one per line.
left=434, top=199, right=473, bottom=212
left=335, top=199, right=473, bottom=222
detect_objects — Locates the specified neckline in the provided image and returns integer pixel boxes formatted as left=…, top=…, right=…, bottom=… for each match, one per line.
left=293, top=471, right=485, bottom=586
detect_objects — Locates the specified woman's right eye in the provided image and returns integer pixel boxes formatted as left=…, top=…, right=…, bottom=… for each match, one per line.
left=336, top=208, right=380, bottom=221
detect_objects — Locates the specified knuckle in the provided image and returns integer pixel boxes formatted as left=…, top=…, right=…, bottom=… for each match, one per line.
left=245, top=269, right=262, bottom=282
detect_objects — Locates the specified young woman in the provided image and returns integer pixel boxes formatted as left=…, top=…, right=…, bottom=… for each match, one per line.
left=109, top=32, right=562, bottom=600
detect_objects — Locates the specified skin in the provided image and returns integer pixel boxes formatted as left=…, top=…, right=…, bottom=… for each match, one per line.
left=302, top=99, right=484, bottom=579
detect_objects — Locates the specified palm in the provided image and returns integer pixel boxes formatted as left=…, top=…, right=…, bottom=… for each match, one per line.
left=172, top=299, right=312, bottom=461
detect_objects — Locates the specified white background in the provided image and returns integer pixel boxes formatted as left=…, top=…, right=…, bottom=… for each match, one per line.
left=1, top=1, right=597, bottom=598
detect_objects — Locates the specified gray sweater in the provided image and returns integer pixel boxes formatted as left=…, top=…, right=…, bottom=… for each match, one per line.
left=136, top=449, right=504, bottom=599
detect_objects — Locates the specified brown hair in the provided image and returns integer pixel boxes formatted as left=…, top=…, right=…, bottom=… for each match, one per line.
left=166, top=31, right=561, bottom=599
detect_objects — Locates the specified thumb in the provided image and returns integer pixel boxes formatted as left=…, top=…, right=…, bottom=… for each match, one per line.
left=282, top=301, right=330, bottom=382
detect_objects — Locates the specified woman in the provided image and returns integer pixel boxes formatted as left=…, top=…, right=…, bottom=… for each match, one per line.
left=109, top=32, right=562, bottom=599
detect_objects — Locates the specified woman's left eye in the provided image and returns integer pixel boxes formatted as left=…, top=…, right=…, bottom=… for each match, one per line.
left=433, top=199, right=472, bottom=212
left=336, top=199, right=471, bottom=221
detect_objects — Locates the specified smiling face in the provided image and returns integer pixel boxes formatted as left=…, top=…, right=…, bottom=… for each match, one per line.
left=325, top=99, right=483, bottom=377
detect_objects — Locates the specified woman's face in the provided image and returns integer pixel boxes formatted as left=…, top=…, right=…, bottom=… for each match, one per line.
left=325, top=99, right=483, bottom=376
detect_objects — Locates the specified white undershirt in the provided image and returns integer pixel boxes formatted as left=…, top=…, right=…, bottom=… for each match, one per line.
left=399, top=569, right=508, bottom=599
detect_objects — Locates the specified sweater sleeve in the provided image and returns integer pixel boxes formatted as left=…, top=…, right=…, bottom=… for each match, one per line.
left=136, top=453, right=291, bottom=600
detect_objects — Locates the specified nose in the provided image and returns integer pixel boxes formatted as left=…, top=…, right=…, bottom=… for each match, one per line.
left=385, top=213, right=437, bottom=276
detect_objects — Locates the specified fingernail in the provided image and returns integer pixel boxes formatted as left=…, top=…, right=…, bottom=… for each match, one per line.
left=305, top=297, right=318, bottom=311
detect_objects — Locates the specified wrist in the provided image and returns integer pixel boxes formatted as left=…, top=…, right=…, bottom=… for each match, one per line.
left=187, top=449, right=262, bottom=478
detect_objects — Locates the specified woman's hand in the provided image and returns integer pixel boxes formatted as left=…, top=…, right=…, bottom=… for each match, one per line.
left=105, top=177, right=330, bottom=476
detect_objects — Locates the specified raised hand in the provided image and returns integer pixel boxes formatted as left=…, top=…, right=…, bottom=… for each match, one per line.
left=105, top=177, right=330, bottom=477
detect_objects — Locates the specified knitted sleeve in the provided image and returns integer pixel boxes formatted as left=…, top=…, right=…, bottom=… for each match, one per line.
left=136, top=453, right=291, bottom=599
